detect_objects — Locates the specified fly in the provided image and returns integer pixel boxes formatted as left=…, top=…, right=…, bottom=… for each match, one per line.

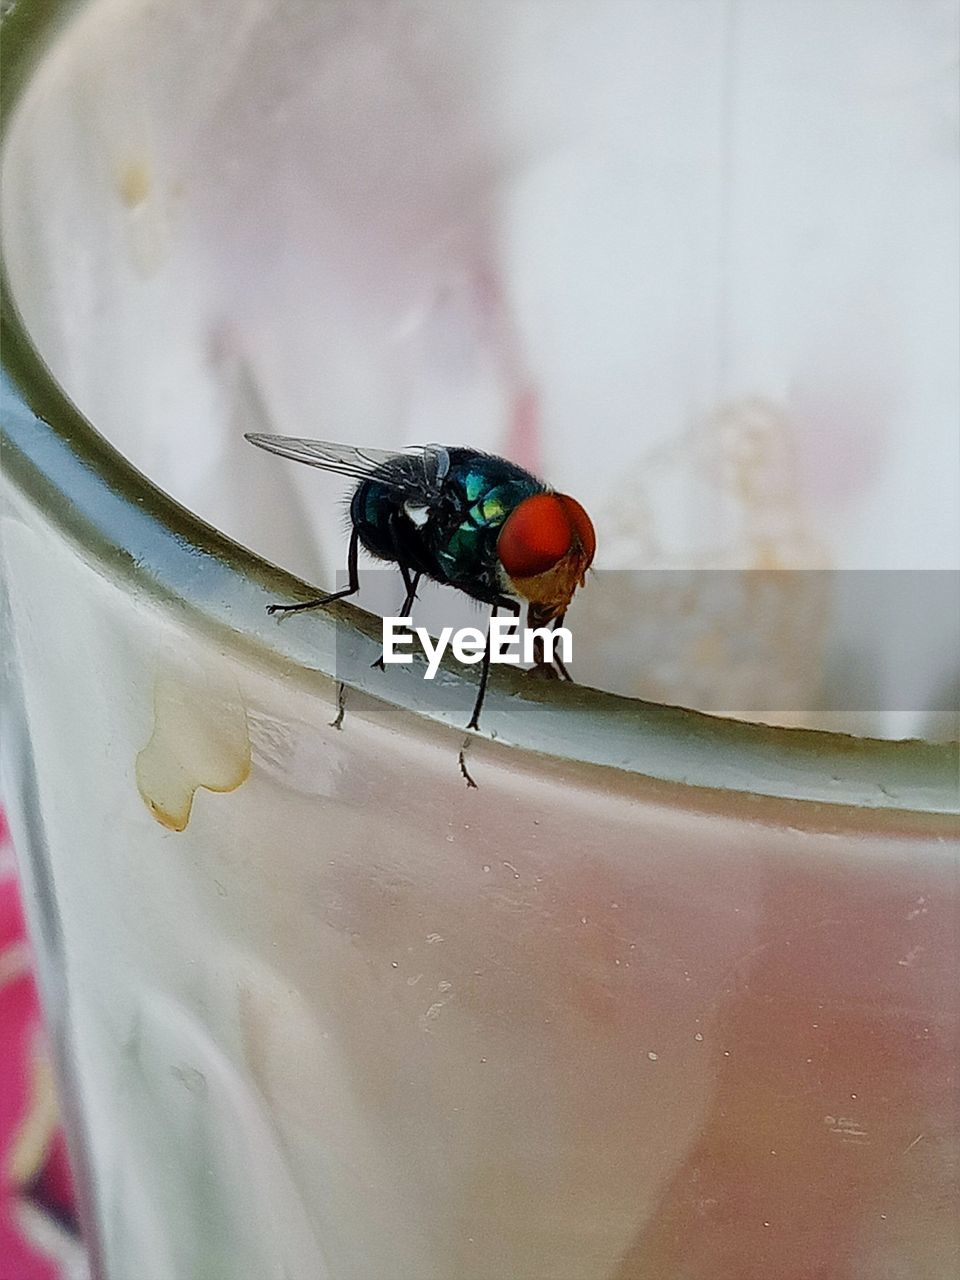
left=245, top=434, right=596, bottom=735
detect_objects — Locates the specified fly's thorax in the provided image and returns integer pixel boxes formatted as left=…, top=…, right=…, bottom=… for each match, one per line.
left=349, top=464, right=536, bottom=601
left=429, top=464, right=544, bottom=598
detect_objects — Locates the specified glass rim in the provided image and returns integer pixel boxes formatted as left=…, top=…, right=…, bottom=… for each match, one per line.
left=1, top=0, right=957, bottom=822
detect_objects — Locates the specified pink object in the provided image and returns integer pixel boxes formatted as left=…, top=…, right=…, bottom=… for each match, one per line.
left=0, top=808, right=77, bottom=1280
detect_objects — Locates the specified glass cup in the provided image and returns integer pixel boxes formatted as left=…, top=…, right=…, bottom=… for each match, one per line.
left=2, top=3, right=958, bottom=1278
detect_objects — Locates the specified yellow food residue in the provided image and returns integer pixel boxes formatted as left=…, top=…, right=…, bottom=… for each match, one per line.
left=136, top=674, right=251, bottom=832
left=117, top=158, right=151, bottom=209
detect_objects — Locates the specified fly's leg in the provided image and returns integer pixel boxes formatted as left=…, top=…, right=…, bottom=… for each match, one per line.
left=398, top=570, right=422, bottom=617
left=329, top=681, right=346, bottom=730
left=525, top=608, right=572, bottom=681
left=466, top=597, right=521, bottom=732
left=461, top=598, right=520, bottom=787
left=267, top=527, right=360, bottom=616
left=526, top=607, right=559, bottom=680
left=466, top=613, right=496, bottom=732
left=458, top=740, right=479, bottom=789
left=373, top=514, right=422, bottom=669
left=551, top=613, right=573, bottom=682
left=371, top=567, right=421, bottom=670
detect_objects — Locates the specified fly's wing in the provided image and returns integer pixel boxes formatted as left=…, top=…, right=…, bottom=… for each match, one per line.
left=419, top=442, right=451, bottom=489
left=244, top=435, right=399, bottom=478
left=244, top=434, right=449, bottom=500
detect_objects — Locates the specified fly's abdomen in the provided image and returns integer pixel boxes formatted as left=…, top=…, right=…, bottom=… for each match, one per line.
left=350, top=480, right=396, bottom=560
left=351, top=479, right=439, bottom=577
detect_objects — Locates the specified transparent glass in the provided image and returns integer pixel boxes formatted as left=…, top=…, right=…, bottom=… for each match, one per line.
left=2, top=3, right=958, bottom=1279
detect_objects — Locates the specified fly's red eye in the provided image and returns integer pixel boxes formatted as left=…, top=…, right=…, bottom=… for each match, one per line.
left=556, top=494, right=596, bottom=568
left=498, top=494, right=572, bottom=577
left=498, top=492, right=591, bottom=578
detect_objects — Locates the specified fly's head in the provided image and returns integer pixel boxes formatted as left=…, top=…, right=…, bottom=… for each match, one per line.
left=496, top=492, right=596, bottom=621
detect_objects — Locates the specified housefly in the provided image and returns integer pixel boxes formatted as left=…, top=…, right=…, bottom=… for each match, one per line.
left=245, top=434, right=596, bottom=733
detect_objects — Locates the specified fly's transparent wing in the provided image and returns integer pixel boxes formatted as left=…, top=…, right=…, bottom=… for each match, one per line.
left=420, top=443, right=451, bottom=490
left=245, top=435, right=397, bottom=478
left=245, top=434, right=448, bottom=499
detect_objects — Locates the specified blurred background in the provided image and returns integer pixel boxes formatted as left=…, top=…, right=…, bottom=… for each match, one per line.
left=4, top=0, right=958, bottom=739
